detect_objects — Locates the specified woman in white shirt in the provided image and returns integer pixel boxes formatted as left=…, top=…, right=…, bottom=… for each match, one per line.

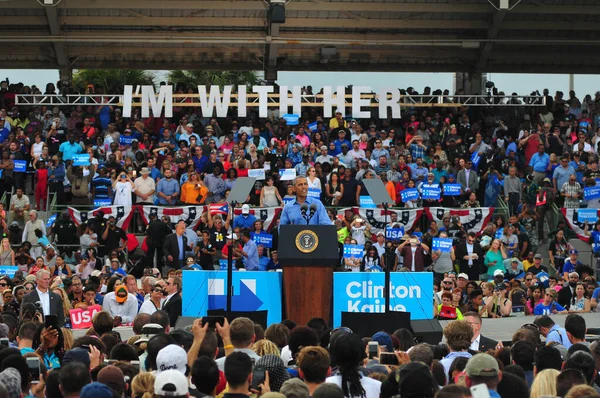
left=139, top=284, right=165, bottom=315
left=112, top=172, right=134, bottom=205
left=307, top=167, right=322, bottom=191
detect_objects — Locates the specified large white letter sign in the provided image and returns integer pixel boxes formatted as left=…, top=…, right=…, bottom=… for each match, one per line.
left=352, top=86, right=371, bottom=119
left=279, top=86, right=302, bottom=116
left=253, top=86, right=274, bottom=118
left=237, top=85, right=247, bottom=118
left=378, top=87, right=401, bottom=119
left=141, top=85, right=173, bottom=118
left=323, top=86, right=346, bottom=118
left=197, top=85, right=232, bottom=118
left=123, top=85, right=133, bottom=117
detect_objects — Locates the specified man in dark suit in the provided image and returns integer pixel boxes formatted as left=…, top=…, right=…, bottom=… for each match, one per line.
left=162, top=276, right=182, bottom=327
left=22, top=269, right=65, bottom=328
left=455, top=232, right=484, bottom=281
left=557, top=271, right=579, bottom=310
left=162, top=220, right=189, bottom=272
left=464, top=312, right=498, bottom=353
left=456, top=160, right=479, bottom=200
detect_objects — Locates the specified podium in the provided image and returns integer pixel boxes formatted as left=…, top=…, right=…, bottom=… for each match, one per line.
left=279, top=225, right=339, bottom=325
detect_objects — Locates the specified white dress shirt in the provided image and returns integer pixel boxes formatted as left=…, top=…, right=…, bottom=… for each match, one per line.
left=162, top=292, right=177, bottom=309
left=470, top=335, right=480, bottom=351
left=36, top=288, right=51, bottom=316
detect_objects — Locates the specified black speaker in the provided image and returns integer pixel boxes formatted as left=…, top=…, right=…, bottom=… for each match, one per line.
left=269, top=4, right=285, bottom=24
left=175, top=310, right=269, bottom=329
left=410, top=319, right=443, bottom=345
left=208, top=310, right=269, bottom=329
left=341, top=311, right=411, bottom=338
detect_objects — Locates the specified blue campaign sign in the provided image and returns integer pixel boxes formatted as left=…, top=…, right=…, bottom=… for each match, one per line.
left=471, top=151, right=481, bottom=166
left=13, top=160, right=26, bottom=173
left=443, top=184, right=462, bottom=196
left=421, top=184, right=441, bottom=200
left=219, top=260, right=237, bottom=271
left=94, top=198, right=113, bottom=207
left=308, top=188, right=321, bottom=199
left=385, top=226, right=405, bottom=241
left=343, top=244, right=364, bottom=258
left=252, top=233, right=273, bottom=249
left=120, top=136, right=135, bottom=145
left=432, top=237, right=453, bottom=253
left=72, top=154, right=90, bottom=166
left=283, top=197, right=294, bottom=206
left=359, top=196, right=376, bottom=208
left=400, top=188, right=419, bottom=202
left=279, top=169, right=296, bottom=181
left=282, top=114, right=300, bottom=126
left=332, top=272, right=433, bottom=327
left=0, top=266, right=18, bottom=278
left=182, top=270, right=282, bottom=325
left=577, top=209, right=598, bottom=223
left=248, top=169, right=265, bottom=180
left=584, top=186, right=600, bottom=200
left=46, top=213, right=57, bottom=228
left=308, top=122, right=318, bottom=132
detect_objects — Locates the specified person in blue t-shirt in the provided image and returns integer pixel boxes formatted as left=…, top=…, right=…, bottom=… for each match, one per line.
left=257, top=245, right=270, bottom=271
left=534, top=288, right=568, bottom=315
left=561, top=249, right=583, bottom=280
left=108, top=258, right=127, bottom=277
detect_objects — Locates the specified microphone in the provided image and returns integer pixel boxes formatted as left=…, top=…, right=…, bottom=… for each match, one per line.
left=308, top=203, right=317, bottom=220
left=300, top=203, right=309, bottom=219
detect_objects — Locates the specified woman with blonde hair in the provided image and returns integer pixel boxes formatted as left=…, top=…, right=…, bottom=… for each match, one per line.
left=530, top=368, right=559, bottom=398
left=252, top=339, right=280, bottom=357
left=0, top=238, right=15, bottom=266
left=131, top=372, right=155, bottom=398
left=51, top=279, right=73, bottom=325
left=61, top=328, right=74, bottom=350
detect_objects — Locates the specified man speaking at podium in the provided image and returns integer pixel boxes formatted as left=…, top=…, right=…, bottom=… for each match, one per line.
left=280, top=176, right=332, bottom=225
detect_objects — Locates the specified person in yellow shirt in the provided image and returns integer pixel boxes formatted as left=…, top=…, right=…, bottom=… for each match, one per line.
left=522, top=251, right=535, bottom=271
left=329, top=108, right=348, bottom=131
left=180, top=172, right=208, bottom=204
left=335, top=218, right=349, bottom=243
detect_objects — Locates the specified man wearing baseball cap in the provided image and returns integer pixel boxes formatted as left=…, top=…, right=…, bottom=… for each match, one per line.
left=155, top=370, right=190, bottom=398
left=102, top=285, right=138, bottom=325
left=233, top=204, right=256, bottom=230
left=464, top=354, right=502, bottom=397
left=562, top=248, right=583, bottom=280
left=528, top=253, right=548, bottom=275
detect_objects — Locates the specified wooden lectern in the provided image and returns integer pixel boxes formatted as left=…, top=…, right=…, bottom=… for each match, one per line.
left=278, top=225, right=339, bottom=325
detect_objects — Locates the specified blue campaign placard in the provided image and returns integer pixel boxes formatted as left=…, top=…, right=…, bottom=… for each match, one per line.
left=577, top=209, right=598, bottom=223
left=359, top=196, right=376, bottom=208
left=308, top=122, right=318, bottom=132
left=0, top=266, right=18, bottom=278
left=94, top=198, right=113, bottom=207
left=422, top=184, right=441, bottom=200
left=332, top=272, right=433, bottom=327
left=46, top=213, right=57, bottom=228
left=252, top=233, right=273, bottom=249
left=72, top=154, right=90, bottom=166
left=343, top=244, right=364, bottom=258
left=283, top=197, right=294, bottom=206
left=443, top=183, right=462, bottom=196
left=400, top=188, right=419, bottom=202
left=120, top=136, right=135, bottom=145
left=385, top=226, right=405, bottom=241
left=13, top=160, right=26, bottom=173
left=283, top=114, right=299, bottom=126
left=279, top=169, right=296, bottom=181
left=248, top=169, right=265, bottom=180
left=432, top=237, right=453, bottom=253
left=219, top=260, right=237, bottom=271
left=471, top=151, right=481, bottom=166
left=584, top=186, right=600, bottom=200
left=308, top=188, right=321, bottom=199
left=182, top=270, right=282, bottom=325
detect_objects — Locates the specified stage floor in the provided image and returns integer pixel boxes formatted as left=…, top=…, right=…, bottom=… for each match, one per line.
left=440, top=312, right=600, bottom=342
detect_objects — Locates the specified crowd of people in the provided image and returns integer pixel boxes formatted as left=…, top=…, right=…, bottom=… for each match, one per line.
left=0, top=80, right=599, bottom=397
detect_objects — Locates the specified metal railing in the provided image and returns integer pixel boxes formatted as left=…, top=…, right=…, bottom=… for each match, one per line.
left=15, top=93, right=546, bottom=108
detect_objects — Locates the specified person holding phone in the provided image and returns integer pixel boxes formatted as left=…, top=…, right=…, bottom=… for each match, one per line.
left=112, top=172, right=134, bottom=206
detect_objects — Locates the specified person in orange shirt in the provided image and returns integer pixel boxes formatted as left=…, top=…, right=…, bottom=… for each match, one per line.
left=380, top=172, right=396, bottom=204
left=180, top=172, right=208, bottom=204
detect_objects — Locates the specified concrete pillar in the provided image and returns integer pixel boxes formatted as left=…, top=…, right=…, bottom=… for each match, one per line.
left=264, top=68, right=278, bottom=84
left=58, top=67, right=72, bottom=93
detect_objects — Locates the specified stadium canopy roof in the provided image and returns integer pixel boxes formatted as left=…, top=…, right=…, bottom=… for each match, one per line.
left=1, top=0, right=600, bottom=76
